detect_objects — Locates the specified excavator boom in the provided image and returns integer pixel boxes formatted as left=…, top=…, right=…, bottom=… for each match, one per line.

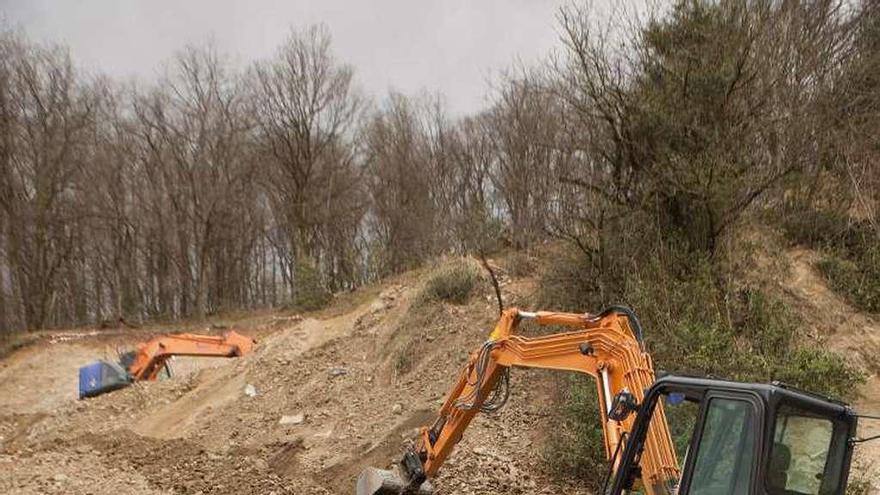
left=357, top=307, right=679, bottom=495
left=127, top=330, right=255, bottom=380
left=78, top=330, right=255, bottom=399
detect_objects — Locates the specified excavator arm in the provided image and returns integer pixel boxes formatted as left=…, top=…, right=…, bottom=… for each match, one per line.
left=127, top=330, right=256, bottom=380
left=357, top=307, right=679, bottom=495
left=79, top=330, right=256, bottom=399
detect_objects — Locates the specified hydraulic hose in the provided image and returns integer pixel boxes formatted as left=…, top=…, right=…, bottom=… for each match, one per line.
left=596, top=305, right=645, bottom=350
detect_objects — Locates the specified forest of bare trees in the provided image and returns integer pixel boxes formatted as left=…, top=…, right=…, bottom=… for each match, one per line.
left=1, top=0, right=878, bottom=333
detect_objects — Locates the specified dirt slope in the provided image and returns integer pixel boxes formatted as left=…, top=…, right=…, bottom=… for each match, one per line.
left=783, top=248, right=880, bottom=473
left=0, top=272, right=588, bottom=495
left=748, top=237, right=880, bottom=481
left=2, top=247, right=878, bottom=494
left=0, top=342, right=99, bottom=415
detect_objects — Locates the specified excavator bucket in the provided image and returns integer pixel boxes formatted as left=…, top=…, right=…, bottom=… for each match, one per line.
left=355, top=467, right=433, bottom=495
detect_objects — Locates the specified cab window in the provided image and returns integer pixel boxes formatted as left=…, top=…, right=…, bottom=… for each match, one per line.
left=767, top=404, right=848, bottom=495
left=689, top=398, right=756, bottom=495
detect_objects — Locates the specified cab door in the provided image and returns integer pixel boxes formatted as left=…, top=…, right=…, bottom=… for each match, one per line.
left=679, top=393, right=764, bottom=495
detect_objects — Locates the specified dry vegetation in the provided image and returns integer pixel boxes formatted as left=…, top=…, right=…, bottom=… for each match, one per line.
left=1, top=0, right=880, bottom=492
left=0, top=2, right=878, bottom=335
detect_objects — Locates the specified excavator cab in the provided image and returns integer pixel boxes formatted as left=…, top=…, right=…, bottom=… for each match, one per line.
left=612, top=376, right=857, bottom=495
left=78, top=359, right=132, bottom=399
left=78, top=350, right=173, bottom=399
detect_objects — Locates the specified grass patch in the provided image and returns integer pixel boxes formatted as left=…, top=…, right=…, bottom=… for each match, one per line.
left=777, top=205, right=880, bottom=313
left=817, top=249, right=880, bottom=313
left=392, top=338, right=419, bottom=376
left=389, top=303, right=445, bottom=377
left=545, top=375, right=607, bottom=483
left=778, top=208, right=853, bottom=249
left=419, top=259, right=482, bottom=305
left=390, top=259, right=482, bottom=376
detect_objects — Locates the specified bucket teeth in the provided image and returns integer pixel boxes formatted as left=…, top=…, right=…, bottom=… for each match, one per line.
left=355, top=467, right=433, bottom=495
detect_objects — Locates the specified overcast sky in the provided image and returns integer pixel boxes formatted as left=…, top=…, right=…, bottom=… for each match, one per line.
left=0, top=0, right=581, bottom=114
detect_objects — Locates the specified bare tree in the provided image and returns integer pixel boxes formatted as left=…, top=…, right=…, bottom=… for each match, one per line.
left=0, top=3, right=875, bottom=334
left=364, top=92, right=438, bottom=274
left=0, top=33, right=95, bottom=330
left=249, top=25, right=365, bottom=294
left=486, top=75, right=571, bottom=249
left=129, top=44, right=258, bottom=319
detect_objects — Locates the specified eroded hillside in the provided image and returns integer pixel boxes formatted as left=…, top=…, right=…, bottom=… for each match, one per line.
left=0, top=263, right=591, bottom=494
left=1, top=251, right=877, bottom=494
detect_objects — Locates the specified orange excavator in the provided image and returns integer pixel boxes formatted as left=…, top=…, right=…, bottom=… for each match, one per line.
left=78, top=330, right=255, bottom=399
left=358, top=306, right=866, bottom=495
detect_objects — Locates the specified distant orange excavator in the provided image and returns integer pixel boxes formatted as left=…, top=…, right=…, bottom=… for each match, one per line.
left=78, top=330, right=255, bottom=399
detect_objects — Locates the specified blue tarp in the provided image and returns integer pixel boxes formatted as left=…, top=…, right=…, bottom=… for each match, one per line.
left=78, top=360, right=131, bottom=399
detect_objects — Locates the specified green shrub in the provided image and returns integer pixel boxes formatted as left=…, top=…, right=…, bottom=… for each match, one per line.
left=773, top=348, right=865, bottom=400
left=779, top=205, right=877, bottom=258
left=778, top=205, right=880, bottom=313
left=545, top=375, right=607, bottom=488
left=420, top=260, right=482, bottom=305
left=292, top=258, right=331, bottom=311
left=818, top=250, right=880, bottom=313
left=539, top=244, right=865, bottom=487
left=779, top=207, right=852, bottom=249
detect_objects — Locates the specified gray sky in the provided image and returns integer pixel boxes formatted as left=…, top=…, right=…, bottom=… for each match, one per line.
left=1, top=0, right=572, bottom=114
